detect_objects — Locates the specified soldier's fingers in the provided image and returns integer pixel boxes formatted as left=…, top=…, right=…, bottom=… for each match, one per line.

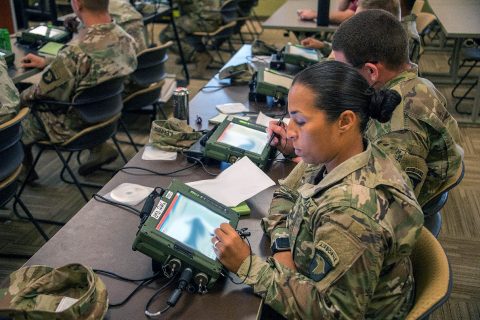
left=219, top=223, right=236, bottom=235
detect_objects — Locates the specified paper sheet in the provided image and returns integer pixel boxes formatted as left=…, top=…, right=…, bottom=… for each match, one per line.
left=187, top=157, right=275, bottom=207
left=216, top=102, right=249, bottom=114
left=256, top=112, right=290, bottom=128
left=142, top=145, right=177, bottom=161
left=208, top=113, right=250, bottom=124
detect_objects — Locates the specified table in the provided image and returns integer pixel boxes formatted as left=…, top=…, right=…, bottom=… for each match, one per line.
left=8, top=36, right=42, bottom=84
left=427, top=0, right=480, bottom=123
left=262, top=0, right=341, bottom=34
left=21, top=45, right=297, bottom=319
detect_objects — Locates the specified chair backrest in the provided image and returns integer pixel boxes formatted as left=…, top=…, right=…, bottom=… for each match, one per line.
left=0, top=165, right=22, bottom=208
left=130, top=41, right=173, bottom=87
left=123, top=81, right=164, bottom=112
left=0, top=108, right=29, bottom=181
left=220, top=0, right=240, bottom=24
left=207, top=21, right=238, bottom=48
left=72, top=77, right=125, bottom=124
left=412, top=0, right=425, bottom=15
left=406, top=227, right=452, bottom=320
left=416, top=12, right=437, bottom=35
left=237, top=0, right=255, bottom=17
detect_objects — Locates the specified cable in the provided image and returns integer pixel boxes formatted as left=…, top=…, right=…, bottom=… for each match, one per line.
left=145, top=268, right=193, bottom=318
left=92, top=194, right=142, bottom=216
left=94, top=269, right=161, bottom=282
left=119, top=163, right=198, bottom=176
left=107, top=273, right=165, bottom=308
left=181, top=154, right=219, bottom=176
left=200, top=85, right=232, bottom=93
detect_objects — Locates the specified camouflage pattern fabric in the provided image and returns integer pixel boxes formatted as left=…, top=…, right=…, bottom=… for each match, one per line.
left=149, top=118, right=202, bottom=151
left=402, top=14, right=421, bottom=64
left=159, top=0, right=222, bottom=58
left=0, top=56, right=20, bottom=124
left=237, top=143, right=424, bottom=319
left=366, top=65, right=464, bottom=206
left=0, top=264, right=108, bottom=319
left=109, top=0, right=147, bottom=53
left=20, top=22, right=137, bottom=145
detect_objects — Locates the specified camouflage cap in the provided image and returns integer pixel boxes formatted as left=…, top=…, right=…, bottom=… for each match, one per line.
left=0, top=264, right=108, bottom=320
left=149, top=118, right=202, bottom=152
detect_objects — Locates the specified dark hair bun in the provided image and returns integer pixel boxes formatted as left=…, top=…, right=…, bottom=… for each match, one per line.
left=367, top=88, right=401, bottom=123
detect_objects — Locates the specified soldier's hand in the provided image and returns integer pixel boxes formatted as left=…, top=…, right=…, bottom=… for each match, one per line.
left=301, top=38, right=325, bottom=50
left=213, top=223, right=250, bottom=273
left=273, top=251, right=297, bottom=270
left=21, top=54, right=47, bottom=69
left=267, top=120, right=295, bottom=157
left=297, top=9, right=317, bottom=21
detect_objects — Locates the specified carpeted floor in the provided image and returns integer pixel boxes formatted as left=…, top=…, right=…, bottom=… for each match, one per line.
left=1, top=16, right=479, bottom=320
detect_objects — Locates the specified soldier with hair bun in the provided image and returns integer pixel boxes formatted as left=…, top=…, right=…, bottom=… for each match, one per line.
left=212, top=60, right=424, bottom=319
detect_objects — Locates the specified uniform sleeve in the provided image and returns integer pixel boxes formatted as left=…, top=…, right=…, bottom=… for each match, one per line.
left=20, top=47, right=81, bottom=104
left=239, top=208, right=385, bottom=319
left=374, top=128, right=429, bottom=199
left=261, top=162, right=307, bottom=242
left=0, top=57, right=20, bottom=123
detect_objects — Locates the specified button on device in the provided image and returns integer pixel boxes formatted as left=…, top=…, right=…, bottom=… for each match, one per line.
left=228, top=156, right=238, bottom=163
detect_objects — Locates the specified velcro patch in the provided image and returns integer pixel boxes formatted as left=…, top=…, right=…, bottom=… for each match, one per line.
left=317, top=241, right=339, bottom=267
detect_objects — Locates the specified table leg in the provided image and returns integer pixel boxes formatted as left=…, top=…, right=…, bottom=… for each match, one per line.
left=451, top=38, right=462, bottom=84
left=471, top=76, right=480, bottom=123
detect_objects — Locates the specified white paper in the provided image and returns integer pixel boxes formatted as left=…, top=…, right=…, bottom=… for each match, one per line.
left=208, top=113, right=250, bottom=124
left=142, top=145, right=177, bottom=161
left=187, top=157, right=275, bottom=207
left=56, top=297, right=78, bottom=312
left=263, top=69, right=293, bottom=89
left=256, top=112, right=290, bottom=128
left=216, top=102, right=249, bottom=114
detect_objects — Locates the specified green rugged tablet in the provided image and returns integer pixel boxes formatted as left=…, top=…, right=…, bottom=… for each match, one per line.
left=0, top=49, right=14, bottom=66
left=283, top=44, right=322, bottom=67
left=20, top=25, right=70, bottom=45
left=255, top=67, right=293, bottom=99
left=133, top=179, right=239, bottom=289
left=204, top=117, right=273, bottom=170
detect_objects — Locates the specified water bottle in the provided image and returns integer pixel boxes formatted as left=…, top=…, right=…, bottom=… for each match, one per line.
left=316, top=0, right=330, bottom=26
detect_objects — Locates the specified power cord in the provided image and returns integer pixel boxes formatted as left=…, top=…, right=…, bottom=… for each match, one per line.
left=119, top=164, right=198, bottom=176
left=92, top=194, right=142, bottom=216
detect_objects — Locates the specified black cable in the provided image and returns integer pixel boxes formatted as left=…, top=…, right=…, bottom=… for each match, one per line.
left=181, top=154, right=219, bottom=176
left=92, top=194, right=142, bottom=216
left=119, top=163, right=198, bottom=176
left=94, top=269, right=161, bottom=282
left=108, top=274, right=164, bottom=308
left=144, top=276, right=178, bottom=318
left=200, top=84, right=233, bottom=92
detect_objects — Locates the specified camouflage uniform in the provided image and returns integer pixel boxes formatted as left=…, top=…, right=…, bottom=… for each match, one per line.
left=159, top=0, right=222, bottom=59
left=402, top=14, right=421, bottom=63
left=366, top=65, right=464, bottom=206
left=236, top=143, right=424, bottom=319
left=0, top=56, right=20, bottom=124
left=21, top=22, right=137, bottom=145
left=0, top=264, right=108, bottom=319
left=109, top=0, right=147, bottom=53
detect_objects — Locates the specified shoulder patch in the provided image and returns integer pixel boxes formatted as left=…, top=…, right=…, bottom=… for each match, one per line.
left=317, top=241, right=339, bottom=267
left=42, top=70, right=57, bottom=84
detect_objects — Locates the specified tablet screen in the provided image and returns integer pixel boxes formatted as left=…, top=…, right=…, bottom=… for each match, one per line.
left=156, top=193, right=228, bottom=261
left=217, top=122, right=268, bottom=155
left=30, top=26, right=64, bottom=38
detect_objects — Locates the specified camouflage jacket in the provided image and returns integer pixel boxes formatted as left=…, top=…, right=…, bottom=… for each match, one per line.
left=176, top=0, right=222, bottom=32
left=237, top=144, right=424, bottom=319
left=401, top=14, right=421, bottom=63
left=21, top=22, right=137, bottom=144
left=0, top=56, right=20, bottom=124
left=109, top=0, right=147, bottom=53
left=366, top=65, right=464, bottom=206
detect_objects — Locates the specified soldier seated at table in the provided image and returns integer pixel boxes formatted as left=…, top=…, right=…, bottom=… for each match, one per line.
left=0, top=56, right=20, bottom=125
left=270, top=9, right=463, bottom=207
left=159, top=0, right=223, bottom=64
left=213, top=60, right=424, bottom=319
left=301, top=0, right=401, bottom=57
left=19, top=0, right=137, bottom=180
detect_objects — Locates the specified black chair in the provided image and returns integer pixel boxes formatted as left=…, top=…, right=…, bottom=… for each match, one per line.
left=451, top=46, right=480, bottom=115
left=422, top=161, right=465, bottom=237
left=0, top=109, right=49, bottom=244
left=129, top=41, right=173, bottom=87
left=21, top=0, right=58, bottom=23
left=16, top=77, right=127, bottom=203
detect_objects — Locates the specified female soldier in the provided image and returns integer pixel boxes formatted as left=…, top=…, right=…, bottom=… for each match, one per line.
left=212, top=61, right=424, bottom=319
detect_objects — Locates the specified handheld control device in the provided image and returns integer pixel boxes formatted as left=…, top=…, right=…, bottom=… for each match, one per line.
left=19, top=25, right=71, bottom=46
left=204, top=117, right=273, bottom=169
left=133, top=179, right=239, bottom=289
left=283, top=44, right=322, bottom=68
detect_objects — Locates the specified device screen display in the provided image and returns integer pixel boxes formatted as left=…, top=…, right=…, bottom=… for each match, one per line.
left=156, top=193, right=228, bottom=261
left=0, top=52, right=4, bottom=57
left=30, top=26, right=64, bottom=38
left=217, top=122, right=268, bottom=155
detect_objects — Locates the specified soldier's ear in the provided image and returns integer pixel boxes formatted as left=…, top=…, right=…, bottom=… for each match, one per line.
left=337, top=110, right=356, bottom=133
left=362, top=62, right=380, bottom=84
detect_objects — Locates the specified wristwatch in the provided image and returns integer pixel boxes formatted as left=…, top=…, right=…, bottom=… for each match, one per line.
left=271, top=237, right=291, bottom=254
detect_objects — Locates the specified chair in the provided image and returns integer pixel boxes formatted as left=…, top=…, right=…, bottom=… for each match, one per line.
left=0, top=109, right=49, bottom=243
left=406, top=227, right=452, bottom=320
left=451, top=46, right=480, bottom=115
left=16, top=77, right=127, bottom=203
left=129, top=41, right=173, bottom=87
left=422, top=161, right=465, bottom=237
left=20, top=0, right=58, bottom=24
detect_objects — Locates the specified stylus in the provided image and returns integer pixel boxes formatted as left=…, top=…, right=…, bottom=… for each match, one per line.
left=267, top=114, right=286, bottom=147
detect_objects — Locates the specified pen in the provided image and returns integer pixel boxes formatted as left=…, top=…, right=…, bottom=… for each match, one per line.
left=267, top=114, right=286, bottom=147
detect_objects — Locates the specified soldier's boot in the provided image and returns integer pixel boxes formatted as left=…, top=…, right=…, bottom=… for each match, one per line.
left=78, top=143, right=118, bottom=176
left=21, top=144, right=39, bottom=183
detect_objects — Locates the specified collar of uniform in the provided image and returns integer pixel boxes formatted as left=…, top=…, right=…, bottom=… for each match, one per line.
left=297, top=144, right=372, bottom=198
left=383, top=63, right=419, bottom=89
left=401, top=13, right=417, bottom=22
left=87, top=22, right=116, bottom=32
